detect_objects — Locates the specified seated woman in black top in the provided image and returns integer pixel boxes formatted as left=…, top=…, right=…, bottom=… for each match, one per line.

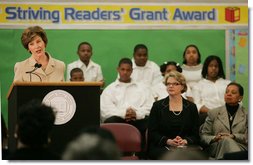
left=147, top=71, right=200, bottom=160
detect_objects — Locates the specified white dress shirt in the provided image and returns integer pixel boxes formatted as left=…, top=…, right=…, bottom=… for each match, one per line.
left=131, top=59, right=164, bottom=99
left=100, top=79, right=154, bottom=121
left=182, top=64, right=203, bottom=91
left=192, top=78, right=231, bottom=112
left=131, top=59, right=163, bottom=86
left=67, top=59, right=103, bottom=82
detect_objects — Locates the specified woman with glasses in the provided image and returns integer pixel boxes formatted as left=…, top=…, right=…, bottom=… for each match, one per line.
left=147, top=71, right=200, bottom=160
left=157, top=61, right=194, bottom=102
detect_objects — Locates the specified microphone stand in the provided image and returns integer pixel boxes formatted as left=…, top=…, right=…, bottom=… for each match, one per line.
left=26, top=63, right=42, bottom=82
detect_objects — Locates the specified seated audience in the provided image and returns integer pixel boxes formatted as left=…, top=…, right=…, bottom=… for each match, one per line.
left=101, top=57, right=154, bottom=152
left=9, top=99, right=60, bottom=160
left=158, top=61, right=193, bottom=101
left=69, top=67, right=84, bottom=81
left=130, top=44, right=164, bottom=100
left=200, top=82, right=248, bottom=160
left=67, top=41, right=104, bottom=86
left=192, top=55, right=231, bottom=114
left=181, top=44, right=203, bottom=92
left=62, top=127, right=120, bottom=160
left=147, top=71, right=200, bottom=160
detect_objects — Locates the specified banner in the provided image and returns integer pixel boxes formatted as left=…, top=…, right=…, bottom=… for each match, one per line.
left=0, top=3, right=248, bottom=29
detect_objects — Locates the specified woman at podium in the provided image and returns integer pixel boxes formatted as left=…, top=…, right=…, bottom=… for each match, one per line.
left=13, top=26, right=65, bottom=82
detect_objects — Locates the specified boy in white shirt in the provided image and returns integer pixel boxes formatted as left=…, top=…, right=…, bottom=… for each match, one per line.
left=131, top=44, right=164, bottom=100
left=67, top=42, right=104, bottom=86
left=101, top=58, right=154, bottom=152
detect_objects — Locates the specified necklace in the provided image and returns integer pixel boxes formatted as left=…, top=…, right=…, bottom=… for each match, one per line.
left=171, top=110, right=182, bottom=116
left=228, top=112, right=236, bottom=122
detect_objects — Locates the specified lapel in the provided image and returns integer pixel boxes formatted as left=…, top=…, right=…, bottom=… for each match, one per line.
left=217, top=106, right=230, bottom=130
left=28, top=57, right=37, bottom=70
left=44, top=56, right=55, bottom=75
left=28, top=57, right=45, bottom=76
left=232, top=105, right=245, bottom=127
left=29, top=53, right=55, bottom=76
left=161, top=96, right=169, bottom=110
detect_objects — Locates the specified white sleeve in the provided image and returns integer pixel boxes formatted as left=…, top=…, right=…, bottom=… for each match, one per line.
left=96, top=65, right=104, bottom=81
left=132, top=85, right=154, bottom=119
left=100, top=87, right=126, bottom=121
left=192, top=82, right=204, bottom=112
left=151, top=63, right=163, bottom=86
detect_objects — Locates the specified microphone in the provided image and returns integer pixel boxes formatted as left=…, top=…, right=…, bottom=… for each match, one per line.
left=35, top=63, right=42, bottom=68
left=26, top=63, right=42, bottom=82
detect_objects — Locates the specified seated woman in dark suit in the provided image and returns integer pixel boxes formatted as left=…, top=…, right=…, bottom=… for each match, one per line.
left=200, top=82, right=248, bottom=159
left=147, top=71, right=200, bottom=160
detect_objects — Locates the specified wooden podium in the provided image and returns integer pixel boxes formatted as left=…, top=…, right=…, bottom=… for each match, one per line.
left=7, top=82, right=102, bottom=155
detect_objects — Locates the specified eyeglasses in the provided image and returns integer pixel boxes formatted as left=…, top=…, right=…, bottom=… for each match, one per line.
left=166, top=82, right=181, bottom=86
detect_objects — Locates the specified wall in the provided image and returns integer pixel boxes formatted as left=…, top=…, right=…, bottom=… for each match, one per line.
left=0, top=0, right=248, bottom=123
left=0, top=29, right=226, bottom=120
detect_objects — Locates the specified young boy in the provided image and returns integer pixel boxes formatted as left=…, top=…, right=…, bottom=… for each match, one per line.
left=67, top=42, right=104, bottom=85
left=70, top=68, right=84, bottom=81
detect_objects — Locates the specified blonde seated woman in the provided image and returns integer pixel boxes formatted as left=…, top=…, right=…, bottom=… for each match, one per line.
left=147, top=71, right=200, bottom=160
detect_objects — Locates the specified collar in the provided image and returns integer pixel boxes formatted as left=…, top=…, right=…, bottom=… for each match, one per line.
left=28, top=53, right=55, bottom=74
left=182, top=64, right=203, bottom=70
left=161, top=96, right=190, bottom=109
left=203, top=77, right=224, bottom=83
left=114, top=78, right=138, bottom=87
left=28, top=52, right=55, bottom=66
left=77, top=59, right=95, bottom=68
left=132, top=58, right=151, bottom=69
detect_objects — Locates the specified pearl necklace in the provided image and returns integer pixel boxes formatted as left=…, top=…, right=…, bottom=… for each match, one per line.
left=171, top=110, right=182, bottom=116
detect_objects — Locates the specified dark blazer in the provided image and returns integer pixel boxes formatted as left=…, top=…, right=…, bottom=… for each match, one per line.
left=147, top=96, right=200, bottom=159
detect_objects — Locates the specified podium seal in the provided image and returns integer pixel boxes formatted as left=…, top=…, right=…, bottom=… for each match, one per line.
left=42, top=90, right=76, bottom=125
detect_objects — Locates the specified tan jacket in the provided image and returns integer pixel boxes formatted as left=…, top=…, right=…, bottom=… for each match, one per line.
left=200, top=105, right=248, bottom=146
left=14, top=53, right=65, bottom=82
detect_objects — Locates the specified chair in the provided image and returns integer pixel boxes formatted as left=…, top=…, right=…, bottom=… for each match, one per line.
left=100, top=123, right=142, bottom=160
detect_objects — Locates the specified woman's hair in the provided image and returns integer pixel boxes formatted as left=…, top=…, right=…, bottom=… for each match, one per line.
left=201, top=55, right=225, bottom=79
left=21, top=26, right=48, bottom=50
left=227, top=82, right=244, bottom=96
left=164, top=70, right=187, bottom=93
left=160, top=61, right=182, bottom=76
left=182, top=44, right=201, bottom=64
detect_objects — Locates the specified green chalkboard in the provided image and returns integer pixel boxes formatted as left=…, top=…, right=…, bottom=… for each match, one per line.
left=0, top=29, right=225, bottom=122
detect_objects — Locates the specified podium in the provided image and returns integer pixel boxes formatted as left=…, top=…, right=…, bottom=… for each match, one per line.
left=7, top=82, right=102, bottom=155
